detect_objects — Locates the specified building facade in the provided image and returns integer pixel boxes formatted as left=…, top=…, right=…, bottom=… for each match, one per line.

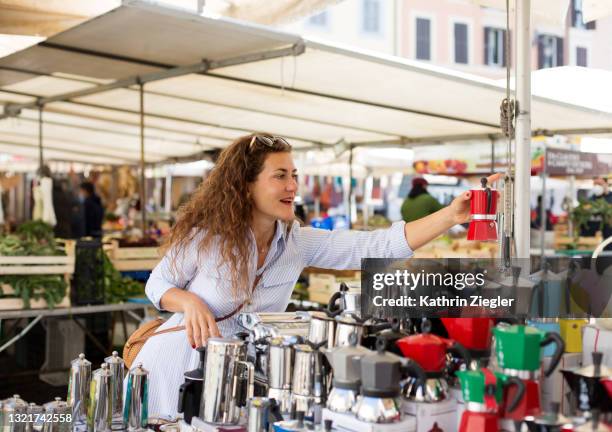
left=284, top=0, right=612, bottom=78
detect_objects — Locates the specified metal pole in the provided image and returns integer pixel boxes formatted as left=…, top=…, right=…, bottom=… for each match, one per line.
left=514, top=0, right=532, bottom=259
left=348, top=145, right=354, bottom=229
left=139, top=82, right=147, bottom=237
left=540, top=145, right=547, bottom=259
left=38, top=104, right=43, bottom=172
left=490, top=136, right=496, bottom=172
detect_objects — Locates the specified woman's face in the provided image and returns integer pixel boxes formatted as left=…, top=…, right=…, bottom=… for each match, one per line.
left=249, top=152, right=298, bottom=222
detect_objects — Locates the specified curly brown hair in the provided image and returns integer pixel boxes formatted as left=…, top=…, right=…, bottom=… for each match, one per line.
left=163, top=134, right=292, bottom=300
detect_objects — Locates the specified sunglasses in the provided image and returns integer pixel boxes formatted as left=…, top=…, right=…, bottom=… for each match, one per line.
left=249, top=134, right=291, bottom=151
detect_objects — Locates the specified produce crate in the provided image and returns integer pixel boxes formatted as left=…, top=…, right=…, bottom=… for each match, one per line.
left=0, top=254, right=75, bottom=310
left=306, top=269, right=360, bottom=304
left=554, top=234, right=602, bottom=251
left=105, top=240, right=161, bottom=271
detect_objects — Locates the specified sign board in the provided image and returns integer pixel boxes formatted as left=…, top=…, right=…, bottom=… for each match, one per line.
left=545, top=148, right=612, bottom=176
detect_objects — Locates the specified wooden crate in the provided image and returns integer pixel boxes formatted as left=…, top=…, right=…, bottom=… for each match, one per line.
left=105, top=240, right=161, bottom=271
left=0, top=254, right=75, bottom=310
left=307, top=271, right=360, bottom=304
left=554, top=234, right=602, bottom=250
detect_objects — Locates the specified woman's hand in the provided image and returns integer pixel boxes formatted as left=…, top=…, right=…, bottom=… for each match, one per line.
left=448, top=173, right=503, bottom=225
left=182, top=293, right=221, bottom=348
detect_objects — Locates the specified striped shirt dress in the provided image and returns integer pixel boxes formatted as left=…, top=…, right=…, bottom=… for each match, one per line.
left=131, top=220, right=413, bottom=418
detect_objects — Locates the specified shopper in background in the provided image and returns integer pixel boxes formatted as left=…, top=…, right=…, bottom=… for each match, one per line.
left=400, top=177, right=443, bottom=223
left=531, top=195, right=554, bottom=231
left=79, top=181, right=104, bottom=238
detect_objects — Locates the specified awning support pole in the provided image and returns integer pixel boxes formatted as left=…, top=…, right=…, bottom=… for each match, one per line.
left=515, top=0, right=532, bottom=259
left=37, top=102, right=43, bottom=172
left=139, top=81, right=147, bottom=237
left=540, top=143, right=547, bottom=260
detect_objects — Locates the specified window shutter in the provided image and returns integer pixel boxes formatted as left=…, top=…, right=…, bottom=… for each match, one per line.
left=416, top=18, right=431, bottom=60
left=556, top=37, right=564, bottom=66
left=537, top=35, right=545, bottom=69
left=454, top=23, right=468, bottom=64
left=484, top=27, right=490, bottom=65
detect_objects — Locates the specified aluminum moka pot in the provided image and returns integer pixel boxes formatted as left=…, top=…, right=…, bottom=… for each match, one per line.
left=1, top=394, right=28, bottom=432
left=307, top=312, right=335, bottom=349
left=42, top=398, right=72, bottom=432
left=67, top=353, right=91, bottom=427
left=89, top=363, right=113, bottom=432
left=199, top=338, right=254, bottom=425
left=103, top=351, right=125, bottom=430
left=124, top=363, right=149, bottom=431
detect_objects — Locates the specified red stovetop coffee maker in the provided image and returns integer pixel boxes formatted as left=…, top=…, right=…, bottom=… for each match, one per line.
left=467, top=177, right=499, bottom=241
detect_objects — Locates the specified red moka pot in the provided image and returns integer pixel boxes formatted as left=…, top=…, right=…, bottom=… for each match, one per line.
left=467, top=177, right=499, bottom=241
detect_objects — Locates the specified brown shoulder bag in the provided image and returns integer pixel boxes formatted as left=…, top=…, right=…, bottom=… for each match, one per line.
left=123, top=274, right=262, bottom=368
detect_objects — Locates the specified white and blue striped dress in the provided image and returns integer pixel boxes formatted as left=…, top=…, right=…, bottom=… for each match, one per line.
left=133, top=220, right=413, bottom=418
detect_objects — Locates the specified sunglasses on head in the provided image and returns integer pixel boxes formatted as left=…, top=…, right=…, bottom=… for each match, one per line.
left=249, top=134, right=291, bottom=151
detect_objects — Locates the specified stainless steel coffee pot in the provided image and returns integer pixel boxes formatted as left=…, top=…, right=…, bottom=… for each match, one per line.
left=307, top=312, right=335, bottom=349
left=67, top=353, right=91, bottom=427
left=327, top=283, right=361, bottom=318
left=124, top=363, right=149, bottom=431
left=199, top=338, right=254, bottom=425
left=333, top=315, right=364, bottom=347
left=1, top=395, right=28, bottom=432
left=89, top=363, right=113, bottom=432
left=246, top=398, right=283, bottom=432
left=103, top=351, right=125, bottom=430
left=291, top=342, right=327, bottom=419
left=42, top=398, right=72, bottom=432
left=266, top=337, right=294, bottom=416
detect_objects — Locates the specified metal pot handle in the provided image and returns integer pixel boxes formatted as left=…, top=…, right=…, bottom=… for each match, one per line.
left=234, top=360, right=254, bottom=407
left=177, top=381, right=192, bottom=413
left=541, top=332, right=565, bottom=377
left=327, top=291, right=343, bottom=317
left=504, top=376, right=526, bottom=413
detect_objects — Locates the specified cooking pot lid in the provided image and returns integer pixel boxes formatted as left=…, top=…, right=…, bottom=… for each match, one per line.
left=104, top=351, right=124, bottom=365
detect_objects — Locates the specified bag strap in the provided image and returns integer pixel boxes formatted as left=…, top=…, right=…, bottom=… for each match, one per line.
left=143, top=273, right=264, bottom=342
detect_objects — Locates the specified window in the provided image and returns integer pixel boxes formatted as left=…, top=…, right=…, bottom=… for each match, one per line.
left=571, top=0, right=596, bottom=29
left=537, top=35, right=564, bottom=69
left=484, top=27, right=508, bottom=67
left=454, top=22, right=468, bottom=64
left=416, top=18, right=431, bottom=60
left=362, top=0, right=381, bottom=34
left=576, top=46, right=588, bottom=67
left=309, top=11, right=328, bottom=27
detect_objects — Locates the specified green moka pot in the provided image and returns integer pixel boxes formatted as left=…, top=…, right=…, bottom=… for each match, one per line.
left=493, top=325, right=564, bottom=375
left=456, top=368, right=525, bottom=413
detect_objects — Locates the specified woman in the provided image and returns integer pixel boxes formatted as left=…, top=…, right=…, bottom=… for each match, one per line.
left=137, top=134, right=499, bottom=417
left=400, top=177, right=443, bottom=223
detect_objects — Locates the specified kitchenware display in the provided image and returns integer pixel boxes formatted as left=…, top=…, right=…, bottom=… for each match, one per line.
left=247, top=398, right=283, bottom=432
left=177, top=346, right=206, bottom=424
left=238, top=313, right=311, bottom=341
left=124, top=363, right=149, bottom=431
left=89, top=363, right=113, bottom=432
left=456, top=368, right=525, bottom=432
left=441, top=317, right=495, bottom=364
left=493, top=324, right=565, bottom=421
left=561, top=352, right=612, bottom=416
left=67, top=353, right=92, bottom=428
left=103, top=351, right=125, bottom=430
left=467, top=177, right=499, bottom=241
left=523, top=403, right=573, bottom=432
left=324, top=333, right=373, bottom=414
left=327, top=283, right=361, bottom=318
left=396, top=320, right=471, bottom=402
left=199, top=338, right=254, bottom=425
left=353, top=338, right=426, bottom=424
left=42, top=398, right=72, bottom=432
left=1, top=395, right=28, bottom=432
left=267, top=337, right=296, bottom=416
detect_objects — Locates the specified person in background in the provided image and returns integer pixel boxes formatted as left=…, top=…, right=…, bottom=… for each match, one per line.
left=531, top=195, right=554, bottom=231
left=401, top=177, right=443, bottom=223
left=79, top=181, right=104, bottom=238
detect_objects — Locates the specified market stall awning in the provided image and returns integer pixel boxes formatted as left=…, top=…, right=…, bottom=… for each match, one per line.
left=1, top=1, right=611, bottom=165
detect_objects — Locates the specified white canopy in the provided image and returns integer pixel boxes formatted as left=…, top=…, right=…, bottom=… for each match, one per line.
left=0, top=1, right=611, bottom=165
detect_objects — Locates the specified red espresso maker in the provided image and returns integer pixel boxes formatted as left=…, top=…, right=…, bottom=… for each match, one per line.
left=467, top=177, right=499, bottom=241
left=441, top=317, right=495, bottom=365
